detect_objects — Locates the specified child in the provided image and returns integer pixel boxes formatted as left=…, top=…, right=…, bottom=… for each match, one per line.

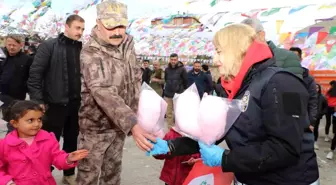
left=314, top=84, right=328, bottom=150
left=0, top=100, right=88, bottom=185
left=153, top=127, right=200, bottom=185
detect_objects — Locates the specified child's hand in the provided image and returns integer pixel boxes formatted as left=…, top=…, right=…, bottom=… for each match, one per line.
left=186, top=157, right=197, bottom=165
left=67, top=149, right=89, bottom=162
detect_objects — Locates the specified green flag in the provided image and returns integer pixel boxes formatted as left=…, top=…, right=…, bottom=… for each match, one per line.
left=261, top=8, right=281, bottom=16
left=210, top=0, right=217, bottom=7
left=329, top=26, right=336, bottom=35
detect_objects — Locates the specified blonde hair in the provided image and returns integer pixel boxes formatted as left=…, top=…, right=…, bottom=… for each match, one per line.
left=213, top=24, right=256, bottom=79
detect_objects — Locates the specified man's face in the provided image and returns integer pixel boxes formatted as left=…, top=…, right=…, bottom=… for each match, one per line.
left=169, top=57, right=178, bottom=66
left=143, top=62, right=149, bottom=68
left=5, top=38, right=22, bottom=56
left=65, top=20, right=85, bottom=40
left=193, top=62, right=202, bottom=73
left=97, top=20, right=126, bottom=46
left=153, top=62, right=160, bottom=70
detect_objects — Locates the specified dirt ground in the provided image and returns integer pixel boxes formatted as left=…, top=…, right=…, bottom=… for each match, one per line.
left=1, top=118, right=336, bottom=185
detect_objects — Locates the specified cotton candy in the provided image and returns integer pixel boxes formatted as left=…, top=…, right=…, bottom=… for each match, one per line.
left=138, top=83, right=167, bottom=138
left=174, top=84, right=202, bottom=139
left=198, top=94, right=229, bottom=145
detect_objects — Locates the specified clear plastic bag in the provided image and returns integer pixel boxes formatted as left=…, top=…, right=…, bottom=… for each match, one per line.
left=198, top=93, right=242, bottom=145
left=0, top=48, right=6, bottom=62
left=137, top=83, right=167, bottom=138
left=173, top=83, right=202, bottom=139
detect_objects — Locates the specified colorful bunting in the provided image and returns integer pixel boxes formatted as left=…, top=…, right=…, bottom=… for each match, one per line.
left=210, top=0, right=217, bottom=7
left=308, top=27, right=324, bottom=37
left=261, top=8, right=281, bottom=16
left=289, top=5, right=308, bottom=14
left=329, top=26, right=336, bottom=35
left=316, top=32, right=328, bottom=44
left=276, top=20, right=284, bottom=34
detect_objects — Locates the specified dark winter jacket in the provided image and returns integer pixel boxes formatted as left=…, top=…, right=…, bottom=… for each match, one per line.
left=316, top=84, right=328, bottom=120
left=187, top=70, right=212, bottom=98
left=0, top=48, right=33, bottom=106
left=154, top=128, right=200, bottom=185
left=267, top=41, right=303, bottom=79
left=142, top=67, right=152, bottom=85
left=164, top=62, right=188, bottom=98
left=302, top=67, right=318, bottom=125
left=28, top=33, right=82, bottom=104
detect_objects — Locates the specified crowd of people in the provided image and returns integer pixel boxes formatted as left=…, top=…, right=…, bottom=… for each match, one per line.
left=0, top=0, right=335, bottom=185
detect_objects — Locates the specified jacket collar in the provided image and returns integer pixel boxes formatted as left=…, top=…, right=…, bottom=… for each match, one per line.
left=267, top=40, right=277, bottom=51
left=58, top=33, right=82, bottom=48
left=6, top=130, right=51, bottom=146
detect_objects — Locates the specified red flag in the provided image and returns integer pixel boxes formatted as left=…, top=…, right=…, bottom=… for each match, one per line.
left=183, top=161, right=234, bottom=185
left=316, top=31, right=329, bottom=44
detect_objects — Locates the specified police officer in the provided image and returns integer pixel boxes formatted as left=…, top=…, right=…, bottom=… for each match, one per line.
left=148, top=24, right=319, bottom=185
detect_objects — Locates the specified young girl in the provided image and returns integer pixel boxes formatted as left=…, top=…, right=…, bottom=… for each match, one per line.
left=0, top=100, right=88, bottom=185
left=152, top=127, right=200, bottom=185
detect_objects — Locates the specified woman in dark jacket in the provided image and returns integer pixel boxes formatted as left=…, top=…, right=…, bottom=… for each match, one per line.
left=313, top=84, right=328, bottom=150
left=147, top=24, right=319, bottom=185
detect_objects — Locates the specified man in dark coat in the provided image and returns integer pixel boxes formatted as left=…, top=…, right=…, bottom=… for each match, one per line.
left=0, top=35, right=33, bottom=132
left=164, top=53, right=188, bottom=129
left=27, top=14, right=85, bottom=185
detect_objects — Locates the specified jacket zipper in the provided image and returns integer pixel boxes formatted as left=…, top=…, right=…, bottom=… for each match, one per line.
left=99, top=59, right=105, bottom=78
left=173, top=158, right=178, bottom=185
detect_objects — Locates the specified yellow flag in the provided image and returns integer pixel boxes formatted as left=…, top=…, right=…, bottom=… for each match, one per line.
left=276, top=20, right=284, bottom=34
left=279, top=33, right=289, bottom=44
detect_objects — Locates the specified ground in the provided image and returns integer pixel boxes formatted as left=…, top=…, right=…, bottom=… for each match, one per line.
left=1, top=119, right=336, bottom=185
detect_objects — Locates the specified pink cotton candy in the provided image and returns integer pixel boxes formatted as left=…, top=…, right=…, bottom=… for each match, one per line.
left=174, top=84, right=202, bottom=139
left=138, top=83, right=167, bottom=138
left=198, top=95, right=229, bottom=145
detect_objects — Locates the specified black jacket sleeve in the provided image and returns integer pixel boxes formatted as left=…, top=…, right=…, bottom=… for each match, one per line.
left=221, top=73, right=308, bottom=173
left=27, top=42, right=51, bottom=104
left=307, top=77, right=318, bottom=126
left=321, top=95, right=328, bottom=117
left=181, top=69, right=188, bottom=90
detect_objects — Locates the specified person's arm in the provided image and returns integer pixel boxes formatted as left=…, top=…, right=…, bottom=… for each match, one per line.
left=27, top=42, right=50, bottom=104
left=81, top=51, right=137, bottom=135
left=50, top=133, right=77, bottom=170
left=322, top=96, right=329, bottom=116
left=158, top=70, right=165, bottom=84
left=221, top=73, right=306, bottom=173
left=307, top=78, right=318, bottom=126
left=181, top=69, right=188, bottom=90
left=205, top=74, right=213, bottom=93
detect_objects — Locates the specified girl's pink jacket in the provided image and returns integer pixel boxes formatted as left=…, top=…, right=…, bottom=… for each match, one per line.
left=0, top=130, right=77, bottom=185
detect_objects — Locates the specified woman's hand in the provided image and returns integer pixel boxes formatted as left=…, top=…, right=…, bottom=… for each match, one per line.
left=198, top=141, right=224, bottom=167
left=146, top=138, right=169, bottom=156
left=67, top=149, right=89, bottom=162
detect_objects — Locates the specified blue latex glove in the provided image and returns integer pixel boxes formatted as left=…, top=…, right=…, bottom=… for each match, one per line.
left=146, top=138, right=169, bottom=156
left=198, top=141, right=225, bottom=167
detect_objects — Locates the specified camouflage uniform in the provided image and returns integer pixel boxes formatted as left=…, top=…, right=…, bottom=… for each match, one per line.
left=76, top=1, right=141, bottom=185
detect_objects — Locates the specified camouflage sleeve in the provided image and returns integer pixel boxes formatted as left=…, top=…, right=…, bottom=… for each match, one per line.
left=129, top=48, right=142, bottom=113
left=81, top=52, right=137, bottom=135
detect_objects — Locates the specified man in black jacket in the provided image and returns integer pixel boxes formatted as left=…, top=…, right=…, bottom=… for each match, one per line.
left=141, top=59, right=152, bottom=84
left=164, top=53, right=188, bottom=129
left=0, top=35, right=33, bottom=132
left=27, top=15, right=85, bottom=185
left=290, top=47, right=318, bottom=148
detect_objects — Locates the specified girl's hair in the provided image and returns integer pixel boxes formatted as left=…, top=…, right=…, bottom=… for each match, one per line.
left=316, top=84, right=322, bottom=94
left=327, top=80, right=336, bottom=97
left=3, top=100, right=43, bottom=122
